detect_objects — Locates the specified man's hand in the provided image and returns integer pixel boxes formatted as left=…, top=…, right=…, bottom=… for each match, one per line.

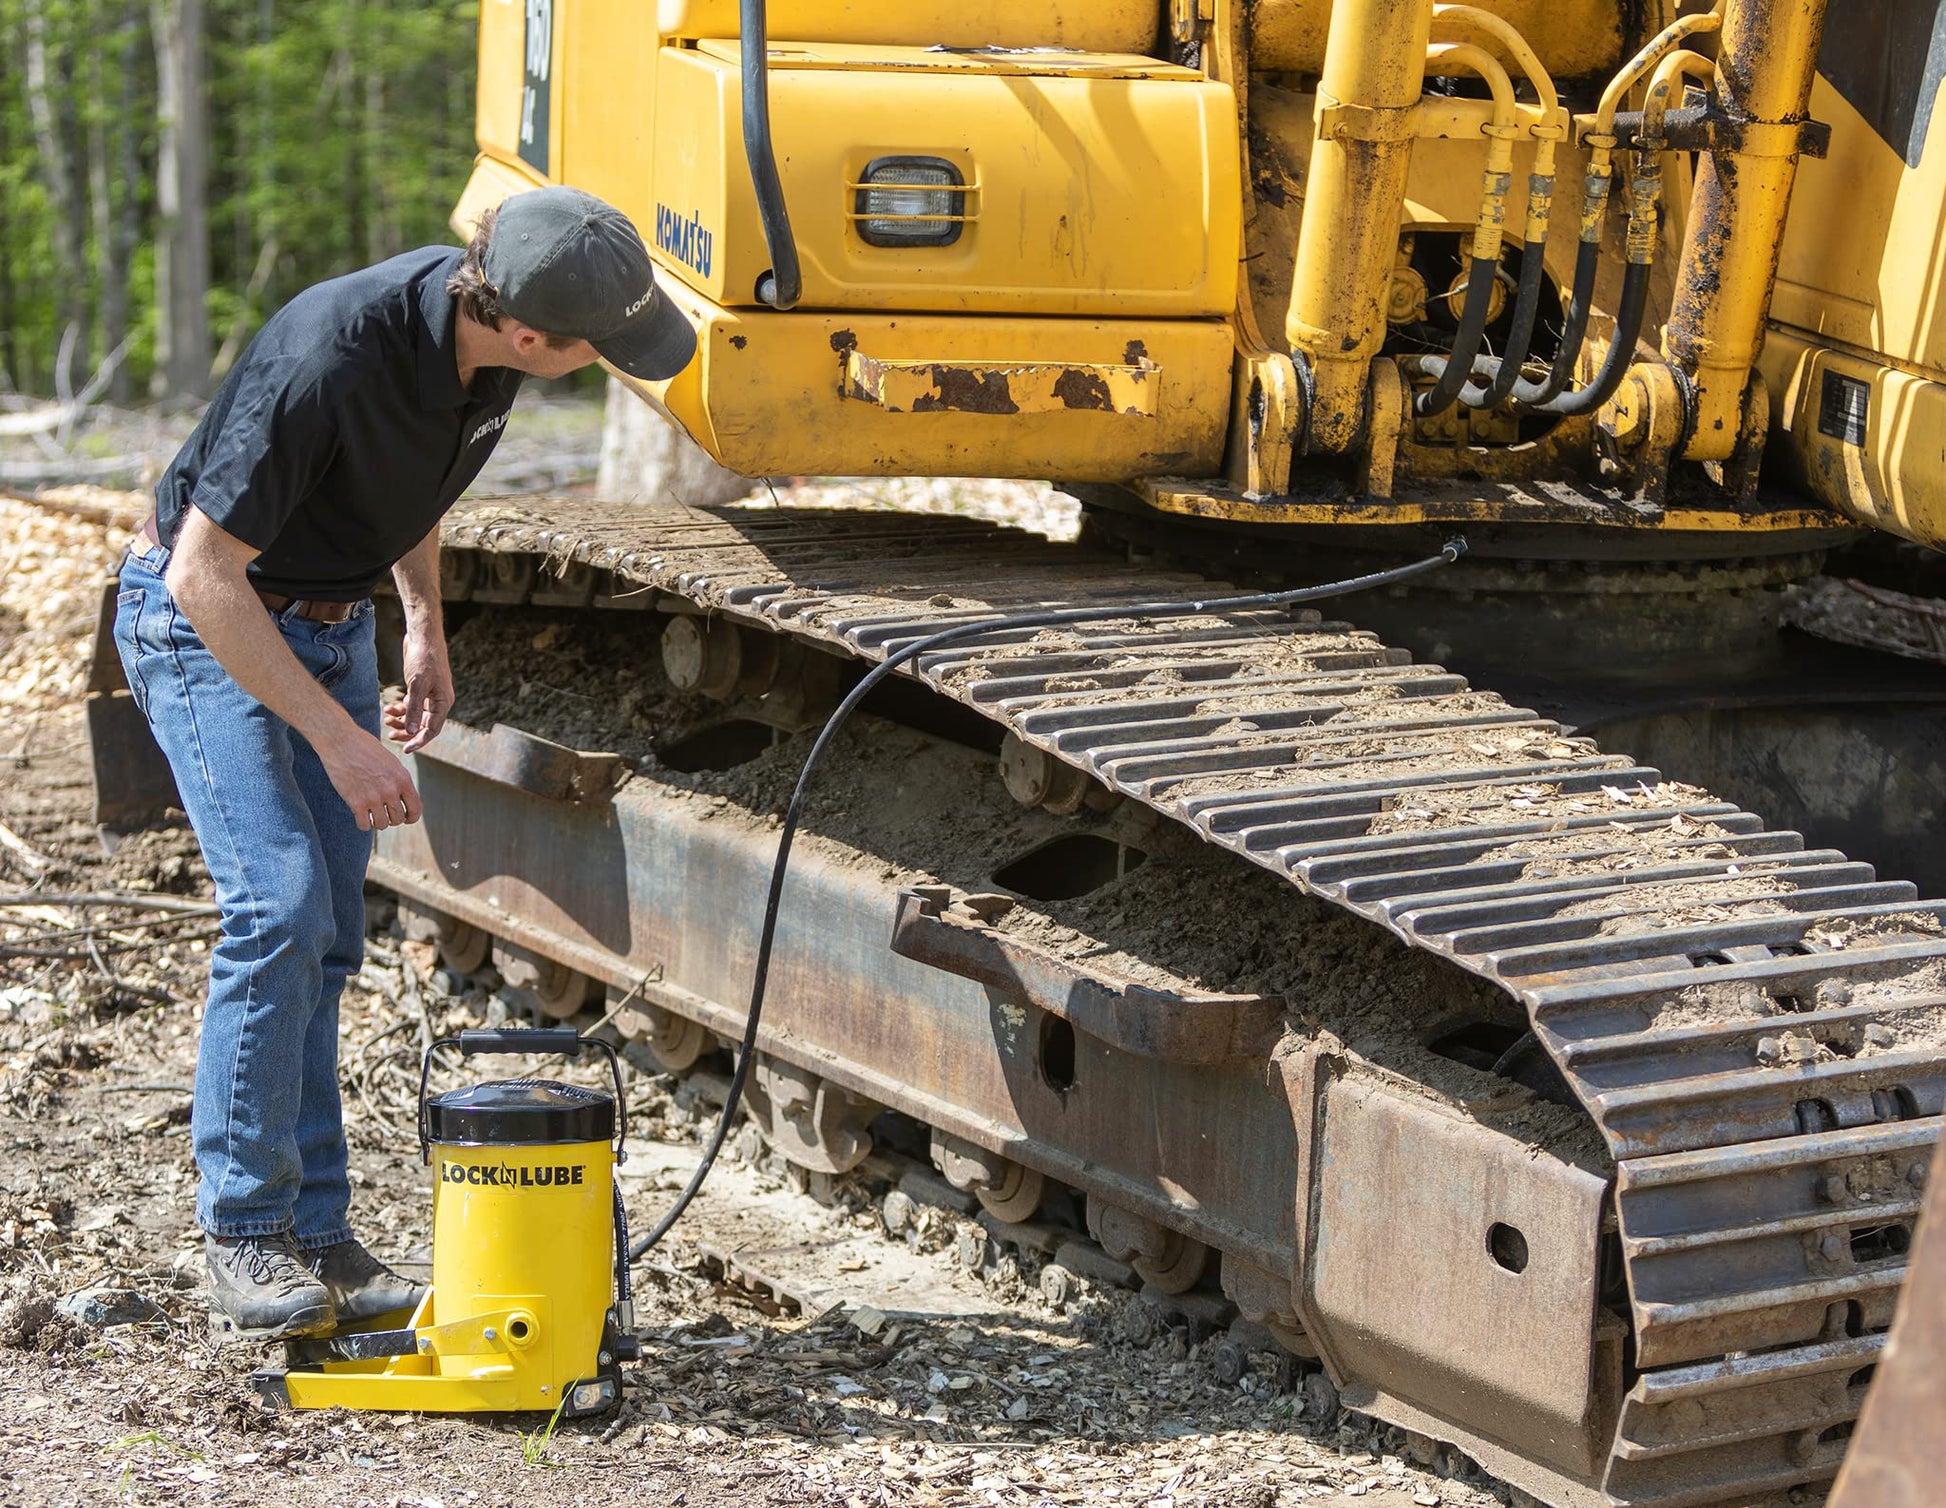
left=318, top=725, right=424, bottom=832
left=167, top=509, right=423, bottom=830
left=386, top=628, right=453, bottom=754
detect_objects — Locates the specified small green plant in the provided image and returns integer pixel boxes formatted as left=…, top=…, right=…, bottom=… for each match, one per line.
left=519, top=1393, right=570, bottom=1467
left=110, top=1429, right=206, bottom=1461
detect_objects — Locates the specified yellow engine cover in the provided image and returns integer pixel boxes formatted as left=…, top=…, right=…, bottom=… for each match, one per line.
left=649, top=40, right=1240, bottom=316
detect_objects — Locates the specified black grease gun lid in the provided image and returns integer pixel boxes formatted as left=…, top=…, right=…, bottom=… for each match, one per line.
left=426, top=1078, right=615, bottom=1147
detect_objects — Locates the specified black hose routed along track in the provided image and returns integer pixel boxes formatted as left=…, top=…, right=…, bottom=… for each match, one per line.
left=439, top=496, right=1946, bottom=1506
left=628, top=543, right=1466, bottom=1257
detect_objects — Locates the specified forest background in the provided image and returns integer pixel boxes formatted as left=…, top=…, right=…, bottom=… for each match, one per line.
left=1, top=0, right=480, bottom=403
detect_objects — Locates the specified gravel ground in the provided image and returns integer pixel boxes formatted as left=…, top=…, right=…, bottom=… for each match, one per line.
left=0, top=489, right=1511, bottom=1508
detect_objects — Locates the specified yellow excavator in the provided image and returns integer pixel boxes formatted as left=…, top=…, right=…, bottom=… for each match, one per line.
left=86, top=1, right=1946, bottom=1503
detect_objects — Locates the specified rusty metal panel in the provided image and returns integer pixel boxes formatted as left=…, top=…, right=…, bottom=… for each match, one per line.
left=887, top=888, right=1281, bottom=1064
left=85, top=580, right=178, bottom=828
left=374, top=738, right=1301, bottom=1273
left=416, top=721, right=628, bottom=804
left=1299, top=1062, right=1613, bottom=1480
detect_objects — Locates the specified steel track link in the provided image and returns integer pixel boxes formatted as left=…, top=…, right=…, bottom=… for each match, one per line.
left=438, top=496, right=1946, bottom=1506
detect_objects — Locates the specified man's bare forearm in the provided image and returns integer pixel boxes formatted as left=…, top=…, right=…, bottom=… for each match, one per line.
left=164, top=510, right=360, bottom=752
left=391, top=525, right=444, bottom=642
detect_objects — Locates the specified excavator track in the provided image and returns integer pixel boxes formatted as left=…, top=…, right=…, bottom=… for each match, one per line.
left=419, top=495, right=1945, bottom=1507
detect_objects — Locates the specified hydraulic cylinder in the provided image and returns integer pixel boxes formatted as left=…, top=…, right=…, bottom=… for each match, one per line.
left=1285, top=0, right=1436, bottom=454
left=1662, top=0, right=1829, bottom=461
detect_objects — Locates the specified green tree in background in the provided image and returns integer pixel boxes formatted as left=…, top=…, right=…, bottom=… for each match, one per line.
left=0, top=0, right=479, bottom=398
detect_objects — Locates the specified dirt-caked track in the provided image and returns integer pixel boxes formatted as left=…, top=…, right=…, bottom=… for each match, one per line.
left=408, top=494, right=1946, bottom=1508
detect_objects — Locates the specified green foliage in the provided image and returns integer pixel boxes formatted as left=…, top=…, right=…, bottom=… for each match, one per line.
left=0, top=0, right=482, bottom=395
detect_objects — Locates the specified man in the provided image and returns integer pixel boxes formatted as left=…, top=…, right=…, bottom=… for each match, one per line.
left=114, top=186, right=695, bottom=1339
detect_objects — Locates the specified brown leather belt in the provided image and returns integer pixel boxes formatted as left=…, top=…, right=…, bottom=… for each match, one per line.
left=139, top=513, right=358, bottom=624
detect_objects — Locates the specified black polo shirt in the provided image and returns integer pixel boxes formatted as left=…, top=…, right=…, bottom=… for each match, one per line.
left=154, top=246, right=522, bottom=601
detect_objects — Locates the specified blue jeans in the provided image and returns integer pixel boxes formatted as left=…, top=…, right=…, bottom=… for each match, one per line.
left=114, top=541, right=377, bottom=1245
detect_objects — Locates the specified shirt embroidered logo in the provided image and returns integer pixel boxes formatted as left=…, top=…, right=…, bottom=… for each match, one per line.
left=469, top=412, right=510, bottom=446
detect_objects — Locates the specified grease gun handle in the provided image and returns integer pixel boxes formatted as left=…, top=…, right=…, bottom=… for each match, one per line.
left=455, top=1027, right=582, bottom=1055
left=417, top=1030, right=630, bottom=1165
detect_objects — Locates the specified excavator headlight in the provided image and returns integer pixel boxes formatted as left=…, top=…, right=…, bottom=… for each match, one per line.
left=852, top=157, right=966, bottom=248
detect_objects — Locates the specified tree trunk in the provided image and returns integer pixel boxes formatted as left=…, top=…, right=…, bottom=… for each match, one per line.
left=597, top=378, right=754, bottom=507
left=85, top=1, right=128, bottom=399
left=110, top=0, right=143, bottom=403
left=24, top=0, right=92, bottom=380
left=151, top=0, right=211, bottom=398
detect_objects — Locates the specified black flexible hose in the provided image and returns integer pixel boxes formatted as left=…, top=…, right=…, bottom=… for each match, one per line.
left=627, top=539, right=1468, bottom=1260
left=1413, top=256, right=1501, bottom=418
left=1510, top=237, right=1601, bottom=409
left=1458, top=238, right=1547, bottom=408
left=612, top=1184, right=633, bottom=1311
left=739, top=0, right=801, bottom=310
left=1524, top=257, right=1650, bottom=417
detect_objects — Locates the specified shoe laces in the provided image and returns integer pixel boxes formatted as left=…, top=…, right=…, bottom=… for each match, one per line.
left=224, top=1236, right=313, bottom=1296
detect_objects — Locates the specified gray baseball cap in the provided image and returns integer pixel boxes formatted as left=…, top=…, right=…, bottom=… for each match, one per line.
left=483, top=186, right=697, bottom=381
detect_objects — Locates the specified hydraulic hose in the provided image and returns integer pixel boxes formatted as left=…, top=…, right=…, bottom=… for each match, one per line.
left=1414, top=255, right=1502, bottom=418
left=1463, top=239, right=1546, bottom=407
left=1423, top=7, right=1562, bottom=409
left=1509, top=226, right=1601, bottom=408
left=740, top=0, right=801, bottom=309
left=1413, top=41, right=1518, bottom=419
left=1526, top=255, right=1650, bottom=417
left=627, top=539, right=1469, bottom=1259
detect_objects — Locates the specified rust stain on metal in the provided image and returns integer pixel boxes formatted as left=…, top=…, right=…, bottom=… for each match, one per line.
left=841, top=352, right=1161, bottom=417
left=1050, top=367, right=1115, bottom=412
left=917, top=366, right=1020, bottom=415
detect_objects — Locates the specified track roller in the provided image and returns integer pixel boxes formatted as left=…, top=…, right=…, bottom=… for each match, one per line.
left=398, top=901, right=490, bottom=976
left=492, top=941, right=598, bottom=1019
left=1221, top=1256, right=1317, bottom=1359
left=931, top=1131, right=1046, bottom=1222
left=620, top=993, right=709, bottom=1073
left=1087, top=1199, right=1211, bottom=1295
left=661, top=615, right=746, bottom=700
left=997, top=733, right=1116, bottom=816
left=742, top=1055, right=877, bottom=1174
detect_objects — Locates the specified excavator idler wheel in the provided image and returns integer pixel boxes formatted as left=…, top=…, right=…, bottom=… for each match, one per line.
left=973, top=1163, right=1046, bottom=1224
left=662, top=615, right=744, bottom=700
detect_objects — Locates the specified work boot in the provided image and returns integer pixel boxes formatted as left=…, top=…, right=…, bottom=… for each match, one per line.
left=304, top=1236, right=426, bottom=1324
left=205, top=1232, right=337, bottom=1340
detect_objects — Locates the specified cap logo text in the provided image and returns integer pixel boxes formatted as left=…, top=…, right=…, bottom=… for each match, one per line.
left=469, top=411, right=510, bottom=447
left=654, top=203, right=713, bottom=278
left=623, top=288, right=655, bottom=319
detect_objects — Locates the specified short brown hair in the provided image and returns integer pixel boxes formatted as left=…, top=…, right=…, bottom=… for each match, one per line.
left=448, top=206, right=580, bottom=348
